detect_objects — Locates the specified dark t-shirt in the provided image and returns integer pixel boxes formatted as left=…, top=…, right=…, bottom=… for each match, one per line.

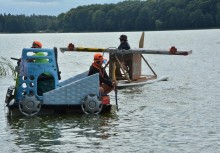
left=118, top=41, right=130, bottom=50
left=88, top=64, right=113, bottom=87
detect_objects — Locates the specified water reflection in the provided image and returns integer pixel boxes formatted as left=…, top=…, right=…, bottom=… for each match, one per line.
left=6, top=112, right=118, bottom=152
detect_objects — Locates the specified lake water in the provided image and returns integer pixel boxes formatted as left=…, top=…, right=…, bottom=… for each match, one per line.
left=0, top=29, right=220, bottom=153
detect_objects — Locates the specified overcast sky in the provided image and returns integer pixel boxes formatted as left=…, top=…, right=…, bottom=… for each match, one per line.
left=0, top=0, right=124, bottom=16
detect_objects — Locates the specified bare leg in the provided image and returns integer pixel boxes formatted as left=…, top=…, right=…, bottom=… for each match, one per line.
left=101, top=84, right=114, bottom=94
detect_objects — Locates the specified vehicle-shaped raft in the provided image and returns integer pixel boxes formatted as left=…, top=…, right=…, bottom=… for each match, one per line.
left=5, top=33, right=192, bottom=117
left=5, top=47, right=112, bottom=116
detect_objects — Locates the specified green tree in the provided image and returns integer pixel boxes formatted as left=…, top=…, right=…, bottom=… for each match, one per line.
left=155, top=19, right=163, bottom=30
left=0, top=14, right=4, bottom=32
left=92, top=10, right=106, bottom=31
left=216, top=2, right=220, bottom=26
left=0, top=0, right=220, bottom=33
left=189, top=9, right=205, bottom=28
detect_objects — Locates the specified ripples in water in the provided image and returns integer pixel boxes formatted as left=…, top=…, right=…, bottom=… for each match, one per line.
left=1, top=29, right=220, bottom=152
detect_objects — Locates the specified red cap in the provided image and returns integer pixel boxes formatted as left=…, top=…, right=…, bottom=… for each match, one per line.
left=94, top=53, right=103, bottom=60
left=32, top=41, right=42, bottom=48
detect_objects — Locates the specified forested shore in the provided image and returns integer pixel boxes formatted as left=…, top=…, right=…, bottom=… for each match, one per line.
left=0, top=0, right=219, bottom=33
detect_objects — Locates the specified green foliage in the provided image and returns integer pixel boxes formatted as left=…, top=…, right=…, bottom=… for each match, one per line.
left=0, top=0, right=219, bottom=33
left=0, top=14, right=55, bottom=33
left=0, top=56, right=15, bottom=77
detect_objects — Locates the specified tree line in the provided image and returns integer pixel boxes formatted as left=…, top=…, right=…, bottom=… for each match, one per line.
left=0, top=0, right=219, bottom=33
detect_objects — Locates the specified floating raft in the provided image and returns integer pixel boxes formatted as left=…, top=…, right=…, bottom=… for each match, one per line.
left=59, top=46, right=192, bottom=89
left=59, top=37, right=192, bottom=90
left=117, top=76, right=169, bottom=89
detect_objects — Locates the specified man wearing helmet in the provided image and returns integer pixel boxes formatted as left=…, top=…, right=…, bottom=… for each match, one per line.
left=32, top=41, right=42, bottom=48
left=30, top=41, right=48, bottom=63
left=88, top=53, right=116, bottom=94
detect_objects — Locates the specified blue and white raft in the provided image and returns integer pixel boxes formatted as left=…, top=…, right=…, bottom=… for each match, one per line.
left=5, top=48, right=112, bottom=116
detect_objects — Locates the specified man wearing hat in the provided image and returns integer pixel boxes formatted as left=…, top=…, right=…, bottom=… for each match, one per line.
left=118, top=34, right=130, bottom=50
left=116, top=35, right=131, bottom=77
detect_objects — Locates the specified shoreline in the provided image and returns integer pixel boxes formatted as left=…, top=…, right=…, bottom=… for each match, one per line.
left=0, top=28, right=220, bottom=34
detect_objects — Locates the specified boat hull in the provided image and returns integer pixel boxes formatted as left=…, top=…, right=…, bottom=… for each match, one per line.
left=6, top=104, right=113, bottom=117
left=117, top=76, right=169, bottom=89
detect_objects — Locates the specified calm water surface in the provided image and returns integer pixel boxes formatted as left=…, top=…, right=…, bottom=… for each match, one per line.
left=0, top=29, right=220, bottom=153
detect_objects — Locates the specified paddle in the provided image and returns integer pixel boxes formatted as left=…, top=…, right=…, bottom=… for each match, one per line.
left=115, top=84, right=119, bottom=111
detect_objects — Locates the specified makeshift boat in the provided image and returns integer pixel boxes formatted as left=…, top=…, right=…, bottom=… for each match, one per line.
left=5, top=32, right=192, bottom=117
left=60, top=32, right=192, bottom=89
left=5, top=47, right=113, bottom=117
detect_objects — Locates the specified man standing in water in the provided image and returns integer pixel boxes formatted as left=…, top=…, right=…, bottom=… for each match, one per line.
left=116, top=34, right=131, bottom=77
left=118, top=34, right=130, bottom=50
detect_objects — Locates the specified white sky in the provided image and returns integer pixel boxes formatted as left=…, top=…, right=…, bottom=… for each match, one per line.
left=0, top=0, right=124, bottom=16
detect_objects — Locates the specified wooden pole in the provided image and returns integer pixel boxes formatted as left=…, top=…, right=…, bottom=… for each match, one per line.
left=103, top=61, right=109, bottom=69
left=114, top=56, right=131, bottom=82
left=109, top=58, right=116, bottom=81
left=60, top=47, right=192, bottom=56
left=141, top=55, right=157, bottom=77
left=112, top=62, right=116, bottom=81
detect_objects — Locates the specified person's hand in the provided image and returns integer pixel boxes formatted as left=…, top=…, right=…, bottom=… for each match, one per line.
left=112, top=81, right=117, bottom=87
left=99, top=87, right=104, bottom=93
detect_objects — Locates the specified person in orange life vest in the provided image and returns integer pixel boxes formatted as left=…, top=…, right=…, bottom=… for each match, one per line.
left=88, top=53, right=116, bottom=94
left=28, top=41, right=48, bottom=63
left=31, top=41, right=52, bottom=95
left=29, top=41, right=50, bottom=75
left=18, top=41, right=44, bottom=64
left=32, top=41, right=42, bottom=48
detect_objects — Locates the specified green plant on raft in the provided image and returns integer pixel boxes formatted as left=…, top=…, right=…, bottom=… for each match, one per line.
left=0, top=56, right=16, bottom=78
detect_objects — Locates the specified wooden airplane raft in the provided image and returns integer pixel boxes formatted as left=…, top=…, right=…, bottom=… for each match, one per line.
left=60, top=32, right=192, bottom=89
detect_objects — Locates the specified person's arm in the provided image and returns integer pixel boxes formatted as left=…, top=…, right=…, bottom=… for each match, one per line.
left=118, top=43, right=123, bottom=49
left=126, top=42, right=131, bottom=50
left=118, top=42, right=130, bottom=50
left=88, top=65, right=99, bottom=76
left=88, top=66, right=93, bottom=76
left=100, top=68, right=113, bottom=87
